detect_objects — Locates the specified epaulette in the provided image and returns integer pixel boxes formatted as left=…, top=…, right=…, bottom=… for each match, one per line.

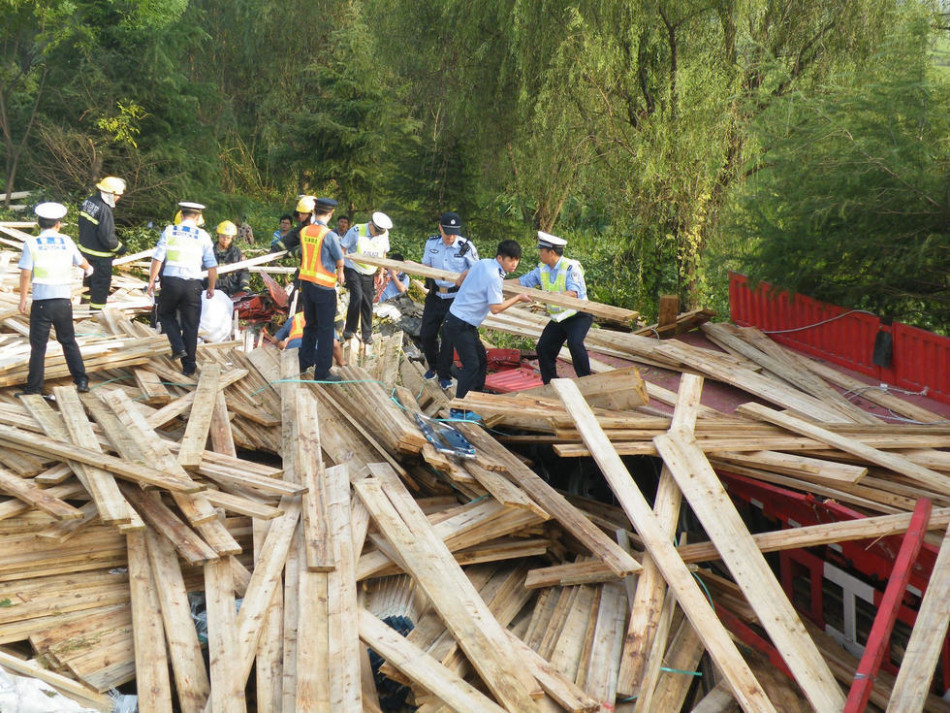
left=426, top=235, right=441, bottom=242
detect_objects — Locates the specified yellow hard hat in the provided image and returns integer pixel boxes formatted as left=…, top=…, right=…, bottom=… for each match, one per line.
left=216, top=220, right=238, bottom=237
left=174, top=210, right=205, bottom=227
left=295, top=195, right=316, bottom=214
left=96, top=176, right=126, bottom=195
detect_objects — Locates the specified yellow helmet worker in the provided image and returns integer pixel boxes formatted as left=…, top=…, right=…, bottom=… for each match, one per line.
left=215, top=220, right=238, bottom=237
left=95, top=176, right=126, bottom=195
left=174, top=210, right=205, bottom=227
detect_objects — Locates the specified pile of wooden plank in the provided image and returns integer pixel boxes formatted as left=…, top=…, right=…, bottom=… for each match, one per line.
left=0, top=230, right=947, bottom=712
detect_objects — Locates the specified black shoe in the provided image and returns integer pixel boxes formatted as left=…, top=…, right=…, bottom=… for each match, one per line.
left=15, top=390, right=54, bottom=402
left=342, top=331, right=355, bottom=341
left=170, top=349, right=187, bottom=360
left=182, top=366, right=196, bottom=377
left=316, top=373, right=343, bottom=383
left=75, top=377, right=90, bottom=393
left=362, top=334, right=374, bottom=345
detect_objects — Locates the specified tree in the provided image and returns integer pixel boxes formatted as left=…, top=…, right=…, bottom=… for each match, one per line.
left=730, top=11, right=950, bottom=329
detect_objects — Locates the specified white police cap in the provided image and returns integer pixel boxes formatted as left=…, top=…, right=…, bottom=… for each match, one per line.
left=371, top=211, right=393, bottom=231
left=537, top=230, right=567, bottom=249
left=35, top=202, right=68, bottom=221
left=178, top=201, right=206, bottom=211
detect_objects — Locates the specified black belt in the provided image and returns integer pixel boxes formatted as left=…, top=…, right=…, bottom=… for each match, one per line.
left=437, top=285, right=459, bottom=294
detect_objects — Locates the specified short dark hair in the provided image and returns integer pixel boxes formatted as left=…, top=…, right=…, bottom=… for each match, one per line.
left=390, top=252, right=404, bottom=262
left=37, top=217, right=58, bottom=230
left=279, top=213, right=293, bottom=223
left=548, top=245, right=565, bottom=257
left=496, top=239, right=522, bottom=259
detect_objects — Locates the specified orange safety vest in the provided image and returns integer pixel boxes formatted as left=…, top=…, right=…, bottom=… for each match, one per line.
left=288, top=312, right=305, bottom=341
left=298, top=224, right=337, bottom=287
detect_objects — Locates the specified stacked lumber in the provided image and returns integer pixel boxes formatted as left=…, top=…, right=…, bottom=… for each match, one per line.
left=0, top=230, right=947, bottom=711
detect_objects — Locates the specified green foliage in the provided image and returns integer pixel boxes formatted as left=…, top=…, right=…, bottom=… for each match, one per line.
left=728, top=10, right=950, bottom=329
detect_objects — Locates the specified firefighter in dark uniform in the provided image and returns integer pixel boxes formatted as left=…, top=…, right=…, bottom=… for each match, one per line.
left=280, top=197, right=345, bottom=380
left=77, top=176, right=126, bottom=310
left=211, top=220, right=250, bottom=296
left=146, top=202, right=218, bottom=377
left=419, top=212, right=478, bottom=390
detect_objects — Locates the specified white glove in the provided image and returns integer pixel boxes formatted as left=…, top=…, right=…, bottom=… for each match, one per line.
left=84, top=265, right=94, bottom=277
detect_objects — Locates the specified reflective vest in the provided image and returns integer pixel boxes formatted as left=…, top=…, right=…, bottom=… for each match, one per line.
left=540, top=258, right=583, bottom=322
left=288, top=312, right=305, bottom=341
left=352, top=224, right=385, bottom=275
left=298, top=224, right=337, bottom=287
left=165, top=225, right=206, bottom=271
left=28, top=234, right=75, bottom=285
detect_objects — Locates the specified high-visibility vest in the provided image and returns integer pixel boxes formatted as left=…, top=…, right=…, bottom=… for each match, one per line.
left=165, top=225, right=206, bottom=271
left=288, top=312, right=305, bottom=341
left=539, top=258, right=583, bottom=322
left=298, top=224, right=337, bottom=287
left=352, top=224, right=385, bottom=275
left=28, top=234, right=75, bottom=285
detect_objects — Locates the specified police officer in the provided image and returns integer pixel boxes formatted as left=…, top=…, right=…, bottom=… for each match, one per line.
left=78, top=176, right=126, bottom=310
left=341, top=211, right=393, bottom=344
left=518, top=231, right=594, bottom=384
left=442, top=240, right=531, bottom=418
left=212, top=220, right=250, bottom=296
left=420, top=212, right=478, bottom=389
left=17, top=203, right=93, bottom=396
left=281, top=197, right=345, bottom=380
left=146, top=202, right=217, bottom=377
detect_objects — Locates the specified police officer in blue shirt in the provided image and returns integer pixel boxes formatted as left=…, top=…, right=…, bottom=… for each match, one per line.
left=17, top=202, right=94, bottom=397
left=146, top=202, right=218, bottom=377
left=442, top=240, right=531, bottom=418
left=518, top=231, right=594, bottom=384
left=420, top=212, right=479, bottom=389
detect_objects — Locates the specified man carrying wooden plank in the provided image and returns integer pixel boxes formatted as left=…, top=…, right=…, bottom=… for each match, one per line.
left=16, top=202, right=93, bottom=397
left=442, top=239, right=531, bottom=419
left=516, top=230, right=593, bottom=384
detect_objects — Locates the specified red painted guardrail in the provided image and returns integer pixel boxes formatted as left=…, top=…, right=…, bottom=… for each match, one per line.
left=729, top=272, right=950, bottom=406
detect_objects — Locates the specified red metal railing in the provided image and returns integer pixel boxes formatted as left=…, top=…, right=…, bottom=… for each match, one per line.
left=729, top=273, right=950, bottom=405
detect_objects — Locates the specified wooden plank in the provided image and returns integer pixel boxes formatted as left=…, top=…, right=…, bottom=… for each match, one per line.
left=294, top=389, right=332, bottom=571
left=551, top=378, right=777, bottom=713
left=358, top=608, right=509, bottom=713
left=351, top=253, right=639, bottom=324
left=885, top=521, right=950, bottom=713
left=178, top=363, right=221, bottom=469
left=325, top=463, right=362, bottom=712
left=355, top=466, right=544, bottom=713
left=617, top=373, right=702, bottom=697
left=252, top=518, right=283, bottom=713
left=126, top=529, right=173, bottom=713
left=521, top=365, right=649, bottom=412
left=146, top=527, right=211, bottom=713
left=120, top=486, right=219, bottom=565
left=0, top=423, right=201, bottom=492
left=53, top=386, right=134, bottom=524
left=653, top=428, right=845, bottom=712
left=738, top=402, right=950, bottom=493
left=209, top=390, right=237, bottom=457
left=581, top=582, right=627, bottom=710
left=205, top=556, right=246, bottom=713
left=657, top=294, right=680, bottom=332
left=133, top=367, right=171, bottom=405
left=0, top=466, right=83, bottom=520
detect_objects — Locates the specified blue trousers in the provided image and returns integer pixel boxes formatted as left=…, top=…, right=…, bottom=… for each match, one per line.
left=537, top=312, right=593, bottom=384
left=299, top=281, right=337, bottom=378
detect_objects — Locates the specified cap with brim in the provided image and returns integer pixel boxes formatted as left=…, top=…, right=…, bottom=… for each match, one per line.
left=537, top=230, right=567, bottom=249
left=371, top=211, right=393, bottom=231
left=178, top=201, right=205, bottom=211
left=440, top=211, right=462, bottom=235
left=314, top=197, right=338, bottom=212
left=35, top=202, right=68, bottom=221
